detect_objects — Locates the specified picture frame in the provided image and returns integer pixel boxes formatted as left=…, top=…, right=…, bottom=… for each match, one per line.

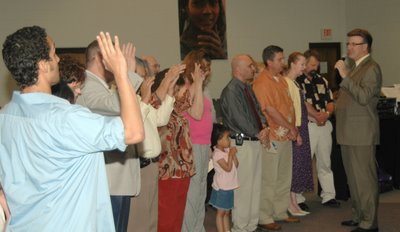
left=56, top=47, right=86, bottom=65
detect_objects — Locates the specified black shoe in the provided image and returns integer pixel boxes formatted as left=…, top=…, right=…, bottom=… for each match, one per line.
left=341, top=220, right=359, bottom=227
left=298, top=202, right=309, bottom=211
left=322, top=199, right=340, bottom=208
left=351, top=227, right=379, bottom=232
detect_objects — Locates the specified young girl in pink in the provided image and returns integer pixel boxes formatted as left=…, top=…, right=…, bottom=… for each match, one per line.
left=209, top=124, right=239, bottom=232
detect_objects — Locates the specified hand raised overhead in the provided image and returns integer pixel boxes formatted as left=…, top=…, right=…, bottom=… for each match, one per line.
left=97, top=32, right=127, bottom=78
left=122, top=42, right=136, bottom=73
left=140, top=76, right=155, bottom=104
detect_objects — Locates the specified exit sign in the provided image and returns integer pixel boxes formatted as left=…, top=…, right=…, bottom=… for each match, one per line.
left=321, top=28, right=332, bottom=40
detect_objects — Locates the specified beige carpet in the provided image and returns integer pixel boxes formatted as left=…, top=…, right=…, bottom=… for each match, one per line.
left=204, top=190, right=400, bottom=232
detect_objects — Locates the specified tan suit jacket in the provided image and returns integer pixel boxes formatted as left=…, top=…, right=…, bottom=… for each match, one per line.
left=335, top=55, right=382, bottom=145
left=76, top=70, right=149, bottom=196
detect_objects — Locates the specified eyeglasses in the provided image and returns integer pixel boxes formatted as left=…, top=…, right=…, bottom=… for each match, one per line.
left=346, top=42, right=366, bottom=47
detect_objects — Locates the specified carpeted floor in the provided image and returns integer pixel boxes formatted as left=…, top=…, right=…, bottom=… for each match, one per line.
left=204, top=189, right=400, bottom=232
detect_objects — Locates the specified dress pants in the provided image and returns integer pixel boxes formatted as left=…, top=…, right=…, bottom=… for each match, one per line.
left=231, top=140, right=262, bottom=232
left=341, top=145, right=379, bottom=229
left=158, top=177, right=190, bottom=232
left=110, top=195, right=131, bottom=232
left=182, top=144, right=210, bottom=232
left=259, top=140, right=292, bottom=225
left=297, top=121, right=335, bottom=204
left=127, top=162, right=159, bottom=232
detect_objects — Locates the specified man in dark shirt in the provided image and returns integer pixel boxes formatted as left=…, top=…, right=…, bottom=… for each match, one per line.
left=220, top=54, right=269, bottom=232
left=296, top=49, right=340, bottom=209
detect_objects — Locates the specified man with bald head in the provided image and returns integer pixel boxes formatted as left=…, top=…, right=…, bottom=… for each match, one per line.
left=220, top=54, right=269, bottom=232
left=142, top=55, right=160, bottom=76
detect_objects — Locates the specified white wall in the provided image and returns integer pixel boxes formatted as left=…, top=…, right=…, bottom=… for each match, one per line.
left=345, top=0, right=400, bottom=87
left=0, top=0, right=398, bottom=106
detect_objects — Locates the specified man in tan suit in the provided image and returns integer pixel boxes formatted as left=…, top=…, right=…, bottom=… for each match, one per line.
left=335, top=28, right=382, bottom=232
left=76, top=41, right=145, bottom=232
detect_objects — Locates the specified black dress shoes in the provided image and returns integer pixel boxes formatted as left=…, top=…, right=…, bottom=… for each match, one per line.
left=341, top=220, right=359, bottom=227
left=298, top=202, right=309, bottom=211
left=322, top=199, right=340, bottom=207
left=351, top=227, right=379, bottom=232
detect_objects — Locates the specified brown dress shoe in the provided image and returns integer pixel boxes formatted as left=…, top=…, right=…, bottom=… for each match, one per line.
left=282, top=216, right=300, bottom=223
left=258, top=223, right=282, bottom=231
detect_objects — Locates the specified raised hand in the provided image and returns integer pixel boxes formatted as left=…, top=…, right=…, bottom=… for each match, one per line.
left=97, top=32, right=127, bottom=77
left=140, top=76, right=155, bottom=104
left=122, top=42, right=136, bottom=73
left=191, top=62, right=205, bottom=88
left=166, top=64, right=186, bottom=95
left=155, top=64, right=186, bottom=101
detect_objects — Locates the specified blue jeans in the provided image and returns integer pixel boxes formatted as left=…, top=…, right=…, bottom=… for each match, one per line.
left=110, top=195, right=131, bottom=232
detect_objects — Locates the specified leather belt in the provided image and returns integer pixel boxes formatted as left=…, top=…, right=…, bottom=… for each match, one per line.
left=140, top=156, right=160, bottom=168
left=230, top=135, right=259, bottom=141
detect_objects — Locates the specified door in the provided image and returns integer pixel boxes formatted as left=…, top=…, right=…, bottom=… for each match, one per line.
left=309, top=42, right=341, bottom=91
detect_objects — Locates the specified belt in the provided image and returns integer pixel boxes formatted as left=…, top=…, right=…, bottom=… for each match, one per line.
left=140, top=156, right=160, bottom=168
left=230, top=135, right=259, bottom=141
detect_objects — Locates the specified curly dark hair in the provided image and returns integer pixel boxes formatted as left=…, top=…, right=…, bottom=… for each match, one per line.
left=2, top=26, right=50, bottom=88
left=59, top=56, right=85, bottom=84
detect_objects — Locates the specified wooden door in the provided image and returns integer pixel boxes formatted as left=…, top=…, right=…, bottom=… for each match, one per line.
left=309, top=42, right=341, bottom=91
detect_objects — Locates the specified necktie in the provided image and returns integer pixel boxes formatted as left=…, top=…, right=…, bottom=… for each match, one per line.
left=244, top=84, right=263, bottom=130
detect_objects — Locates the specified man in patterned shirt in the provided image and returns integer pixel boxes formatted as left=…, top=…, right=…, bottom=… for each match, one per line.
left=296, top=49, right=340, bottom=210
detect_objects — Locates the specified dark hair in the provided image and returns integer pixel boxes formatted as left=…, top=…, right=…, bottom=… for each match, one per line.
left=51, top=81, right=75, bottom=103
left=151, top=68, right=185, bottom=93
left=347, top=28, right=373, bottom=53
left=210, top=123, right=230, bottom=151
left=262, top=45, right=283, bottom=65
left=287, top=52, right=304, bottom=69
left=182, top=48, right=211, bottom=83
left=2, top=26, right=50, bottom=88
left=303, top=49, right=320, bottom=61
left=85, top=40, right=100, bottom=66
left=59, top=56, right=85, bottom=84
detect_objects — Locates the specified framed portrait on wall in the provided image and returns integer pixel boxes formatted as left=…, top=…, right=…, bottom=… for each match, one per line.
left=56, top=47, right=86, bottom=65
left=178, top=0, right=227, bottom=60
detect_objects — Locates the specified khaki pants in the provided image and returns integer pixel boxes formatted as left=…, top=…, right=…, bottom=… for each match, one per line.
left=231, top=140, right=263, bottom=232
left=259, top=140, right=292, bottom=225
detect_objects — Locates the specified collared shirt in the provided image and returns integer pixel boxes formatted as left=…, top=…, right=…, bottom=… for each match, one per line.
left=296, top=73, right=333, bottom=112
left=253, top=69, right=294, bottom=141
left=0, top=91, right=126, bottom=232
left=355, top=54, right=370, bottom=67
left=220, top=78, right=267, bottom=138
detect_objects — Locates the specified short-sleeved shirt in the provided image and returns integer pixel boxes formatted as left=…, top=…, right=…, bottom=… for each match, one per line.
left=253, top=69, right=295, bottom=141
left=296, top=74, right=333, bottom=112
left=0, top=91, right=126, bottom=232
left=211, top=148, right=239, bottom=191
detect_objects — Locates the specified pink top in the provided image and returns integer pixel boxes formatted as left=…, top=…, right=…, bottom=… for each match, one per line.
left=184, top=96, right=213, bottom=144
left=211, top=148, right=239, bottom=191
